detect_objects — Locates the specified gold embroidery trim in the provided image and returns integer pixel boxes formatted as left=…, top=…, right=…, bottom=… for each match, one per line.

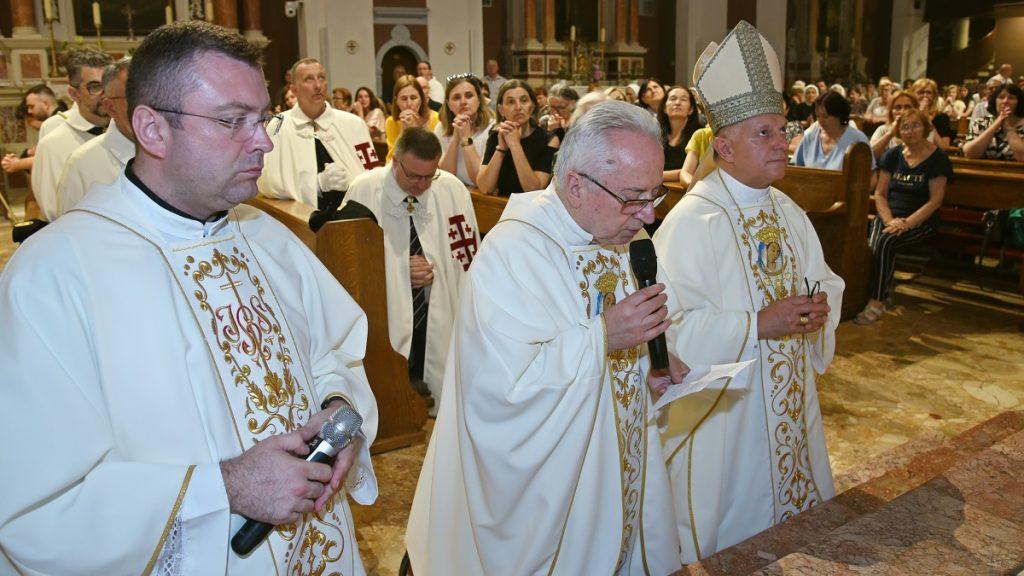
left=141, top=465, right=196, bottom=576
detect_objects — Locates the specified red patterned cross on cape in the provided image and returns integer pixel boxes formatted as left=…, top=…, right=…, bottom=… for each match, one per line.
left=447, top=214, right=477, bottom=271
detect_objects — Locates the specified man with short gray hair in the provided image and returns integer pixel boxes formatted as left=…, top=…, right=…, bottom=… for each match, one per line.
left=32, top=47, right=114, bottom=221
left=407, top=100, right=683, bottom=575
left=56, top=57, right=135, bottom=215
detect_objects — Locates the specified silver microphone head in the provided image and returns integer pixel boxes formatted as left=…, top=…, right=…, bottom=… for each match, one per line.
left=320, top=406, right=362, bottom=448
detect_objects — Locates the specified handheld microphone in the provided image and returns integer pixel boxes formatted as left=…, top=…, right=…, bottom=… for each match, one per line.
left=230, top=406, right=363, bottom=556
left=629, top=239, right=669, bottom=371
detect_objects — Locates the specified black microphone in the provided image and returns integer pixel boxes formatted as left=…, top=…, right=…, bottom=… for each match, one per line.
left=629, top=239, right=669, bottom=371
left=230, top=406, right=363, bottom=556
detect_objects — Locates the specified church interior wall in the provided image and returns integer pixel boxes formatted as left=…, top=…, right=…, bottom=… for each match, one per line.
left=994, top=2, right=1024, bottom=85
left=482, top=0, right=510, bottom=71
left=639, top=0, right=677, bottom=84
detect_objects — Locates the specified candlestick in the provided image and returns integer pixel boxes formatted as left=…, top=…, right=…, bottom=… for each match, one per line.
left=42, top=0, right=53, bottom=21
left=93, top=1, right=103, bottom=50
left=600, top=27, right=606, bottom=43
left=165, top=4, right=173, bottom=25
left=205, top=0, right=214, bottom=22
left=570, top=25, right=576, bottom=42
left=824, top=35, right=830, bottom=52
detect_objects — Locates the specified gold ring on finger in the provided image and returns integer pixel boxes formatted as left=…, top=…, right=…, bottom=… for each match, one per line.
left=799, top=315, right=809, bottom=325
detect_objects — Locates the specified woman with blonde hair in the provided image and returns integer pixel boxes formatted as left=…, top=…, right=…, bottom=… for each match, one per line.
left=912, top=77, right=956, bottom=149
left=604, top=86, right=627, bottom=101
left=868, top=90, right=920, bottom=160
left=866, top=78, right=894, bottom=123
left=436, top=74, right=495, bottom=186
left=385, top=74, right=440, bottom=161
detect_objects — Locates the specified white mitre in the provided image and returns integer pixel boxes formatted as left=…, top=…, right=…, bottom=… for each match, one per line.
left=692, top=20, right=784, bottom=132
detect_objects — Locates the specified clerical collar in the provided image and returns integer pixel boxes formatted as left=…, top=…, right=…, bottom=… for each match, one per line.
left=125, top=159, right=228, bottom=224
left=718, top=167, right=770, bottom=205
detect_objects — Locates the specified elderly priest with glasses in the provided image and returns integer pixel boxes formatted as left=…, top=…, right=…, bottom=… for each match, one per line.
left=406, top=100, right=683, bottom=575
left=345, top=127, right=479, bottom=413
left=653, top=21, right=844, bottom=563
left=0, top=22, right=378, bottom=575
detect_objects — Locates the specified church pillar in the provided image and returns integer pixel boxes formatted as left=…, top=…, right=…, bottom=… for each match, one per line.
left=523, top=0, right=537, bottom=43
left=953, top=18, right=970, bottom=52
left=241, top=0, right=268, bottom=43
left=629, top=0, right=640, bottom=46
left=615, top=0, right=627, bottom=45
left=888, top=0, right=928, bottom=82
left=808, top=0, right=821, bottom=79
left=12, top=0, right=40, bottom=38
left=756, top=0, right=787, bottom=77
left=543, top=0, right=556, bottom=43
left=213, top=0, right=239, bottom=32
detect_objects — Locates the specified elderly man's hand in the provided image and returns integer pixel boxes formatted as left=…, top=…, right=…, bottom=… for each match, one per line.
left=603, top=283, right=670, bottom=352
left=410, top=254, right=434, bottom=288
left=648, top=352, right=690, bottom=397
left=757, top=294, right=829, bottom=340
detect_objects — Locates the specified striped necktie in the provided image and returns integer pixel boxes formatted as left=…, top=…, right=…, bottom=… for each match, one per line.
left=406, top=196, right=428, bottom=380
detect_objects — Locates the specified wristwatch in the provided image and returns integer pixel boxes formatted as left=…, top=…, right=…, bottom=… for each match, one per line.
left=460, top=136, right=473, bottom=147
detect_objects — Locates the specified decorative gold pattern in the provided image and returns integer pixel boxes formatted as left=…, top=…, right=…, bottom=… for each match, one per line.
left=575, top=247, right=645, bottom=572
left=169, top=236, right=353, bottom=575
left=719, top=176, right=823, bottom=523
left=142, top=465, right=196, bottom=576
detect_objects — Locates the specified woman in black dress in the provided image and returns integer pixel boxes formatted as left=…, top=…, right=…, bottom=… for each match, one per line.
left=478, top=80, right=556, bottom=196
left=657, top=86, right=702, bottom=183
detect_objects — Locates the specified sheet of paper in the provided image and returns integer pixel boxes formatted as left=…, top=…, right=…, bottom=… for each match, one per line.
left=650, top=359, right=756, bottom=414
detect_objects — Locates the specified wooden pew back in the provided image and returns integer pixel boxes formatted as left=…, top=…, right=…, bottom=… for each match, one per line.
left=247, top=196, right=427, bottom=453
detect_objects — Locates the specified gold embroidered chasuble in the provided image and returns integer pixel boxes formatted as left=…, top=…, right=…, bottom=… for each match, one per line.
left=654, top=168, right=843, bottom=563
left=406, top=185, right=680, bottom=576
left=0, top=174, right=377, bottom=575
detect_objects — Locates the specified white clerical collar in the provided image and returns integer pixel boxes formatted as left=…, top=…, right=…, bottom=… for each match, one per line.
left=719, top=167, right=770, bottom=205
left=105, top=119, right=136, bottom=166
left=123, top=163, right=231, bottom=242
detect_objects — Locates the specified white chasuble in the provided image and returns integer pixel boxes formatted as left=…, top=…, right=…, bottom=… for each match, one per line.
left=0, top=174, right=377, bottom=576
left=406, top=185, right=680, bottom=576
left=345, top=167, right=479, bottom=401
left=259, top=104, right=380, bottom=207
left=653, top=168, right=843, bottom=563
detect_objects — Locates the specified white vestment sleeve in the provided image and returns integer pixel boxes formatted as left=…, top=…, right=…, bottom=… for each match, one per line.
left=30, top=135, right=62, bottom=222
left=0, top=249, right=220, bottom=574
left=294, top=245, right=379, bottom=505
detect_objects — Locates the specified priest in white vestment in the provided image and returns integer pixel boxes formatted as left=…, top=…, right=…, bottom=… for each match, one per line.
left=345, top=128, right=478, bottom=412
left=31, top=47, right=113, bottom=221
left=259, top=58, right=380, bottom=210
left=407, top=101, right=683, bottom=575
left=653, top=21, right=843, bottom=563
left=57, top=57, right=135, bottom=216
left=0, top=23, right=378, bottom=575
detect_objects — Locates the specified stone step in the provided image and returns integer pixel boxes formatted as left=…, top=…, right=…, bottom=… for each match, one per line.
left=681, top=410, right=1024, bottom=575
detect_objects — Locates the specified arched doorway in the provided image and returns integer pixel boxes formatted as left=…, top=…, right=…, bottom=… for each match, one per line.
left=380, top=46, right=420, bottom=104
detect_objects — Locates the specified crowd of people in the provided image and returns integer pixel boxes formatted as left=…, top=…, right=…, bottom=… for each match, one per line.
left=0, top=16, right=1020, bottom=576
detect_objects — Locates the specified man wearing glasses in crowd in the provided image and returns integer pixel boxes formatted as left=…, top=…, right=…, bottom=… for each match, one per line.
left=32, top=47, right=114, bottom=221
left=0, top=22, right=378, bottom=574
left=346, top=127, right=479, bottom=413
left=406, top=101, right=683, bottom=575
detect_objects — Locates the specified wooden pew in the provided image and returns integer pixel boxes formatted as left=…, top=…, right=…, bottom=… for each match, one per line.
left=247, top=196, right=427, bottom=454
left=664, top=143, right=873, bottom=319
left=469, top=189, right=507, bottom=233
left=950, top=154, right=1024, bottom=177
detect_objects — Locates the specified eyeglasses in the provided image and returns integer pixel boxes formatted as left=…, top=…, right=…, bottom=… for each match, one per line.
left=578, top=172, right=667, bottom=214
left=397, top=156, right=440, bottom=183
left=81, top=81, right=104, bottom=96
left=152, top=108, right=281, bottom=142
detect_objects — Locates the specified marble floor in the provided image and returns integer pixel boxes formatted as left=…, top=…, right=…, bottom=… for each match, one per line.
left=1, top=210, right=1021, bottom=575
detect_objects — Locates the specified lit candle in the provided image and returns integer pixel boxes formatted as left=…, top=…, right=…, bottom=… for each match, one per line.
left=599, top=27, right=606, bottom=43
left=165, top=4, right=173, bottom=25
left=205, top=0, right=215, bottom=22
left=824, top=35, right=830, bottom=52
left=570, top=25, right=576, bottom=41
left=42, top=0, right=53, bottom=22
left=92, top=1, right=102, bottom=28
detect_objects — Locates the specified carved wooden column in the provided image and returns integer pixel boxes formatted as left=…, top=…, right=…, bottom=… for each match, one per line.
left=213, top=0, right=239, bottom=32
left=629, top=0, right=640, bottom=46
left=11, top=0, right=40, bottom=37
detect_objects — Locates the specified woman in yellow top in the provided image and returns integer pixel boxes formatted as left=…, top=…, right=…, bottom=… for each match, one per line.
left=385, top=74, right=440, bottom=162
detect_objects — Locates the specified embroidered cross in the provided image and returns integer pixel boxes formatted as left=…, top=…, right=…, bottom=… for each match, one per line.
left=447, top=214, right=477, bottom=271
